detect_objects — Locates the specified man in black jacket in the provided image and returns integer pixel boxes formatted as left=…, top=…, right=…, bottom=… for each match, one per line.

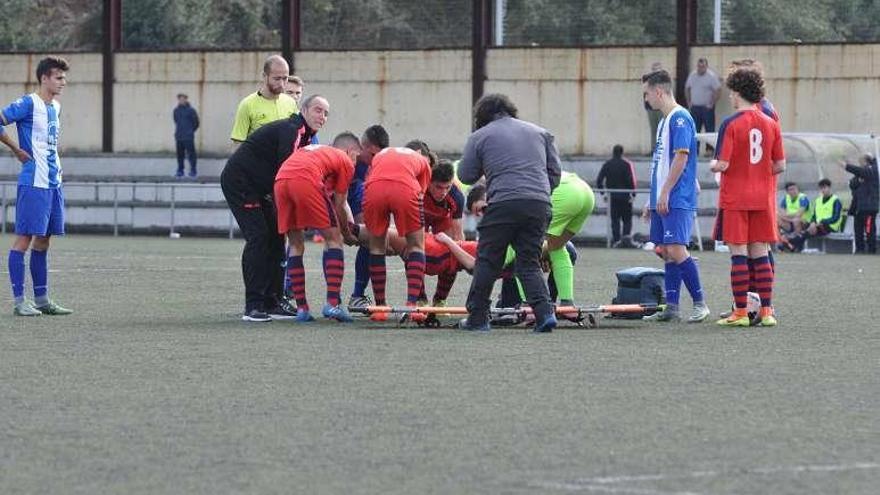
left=221, top=95, right=329, bottom=321
left=596, top=144, right=637, bottom=247
left=173, top=93, right=199, bottom=177
left=841, top=154, right=879, bottom=253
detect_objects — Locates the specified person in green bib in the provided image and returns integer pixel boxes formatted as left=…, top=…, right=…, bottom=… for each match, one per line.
left=466, top=171, right=594, bottom=310
left=777, top=182, right=812, bottom=235
left=786, top=178, right=843, bottom=252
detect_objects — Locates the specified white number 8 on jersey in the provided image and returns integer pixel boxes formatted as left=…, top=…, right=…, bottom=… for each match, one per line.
left=749, top=128, right=763, bottom=164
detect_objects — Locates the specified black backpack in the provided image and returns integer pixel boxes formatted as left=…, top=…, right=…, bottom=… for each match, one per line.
left=611, top=267, right=665, bottom=318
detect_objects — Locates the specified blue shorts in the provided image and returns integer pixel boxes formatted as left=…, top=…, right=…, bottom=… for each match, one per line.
left=16, top=185, right=65, bottom=236
left=649, top=208, right=693, bottom=245
left=347, top=179, right=365, bottom=217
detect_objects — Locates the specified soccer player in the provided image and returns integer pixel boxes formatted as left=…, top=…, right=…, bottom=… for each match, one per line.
left=711, top=68, right=785, bottom=327
left=465, top=171, right=594, bottom=310
left=424, top=159, right=466, bottom=241
left=221, top=95, right=329, bottom=322
left=230, top=55, right=298, bottom=145
left=640, top=69, right=710, bottom=323
left=362, top=144, right=432, bottom=321
left=346, top=125, right=390, bottom=309
left=1, top=57, right=73, bottom=317
left=274, top=135, right=360, bottom=322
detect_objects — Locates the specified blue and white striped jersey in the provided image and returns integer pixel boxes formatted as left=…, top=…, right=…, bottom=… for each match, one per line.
left=649, top=105, right=698, bottom=211
left=1, top=93, right=63, bottom=189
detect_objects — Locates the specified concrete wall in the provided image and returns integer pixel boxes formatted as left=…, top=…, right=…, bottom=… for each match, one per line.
left=1, top=45, right=878, bottom=156
left=0, top=53, right=103, bottom=152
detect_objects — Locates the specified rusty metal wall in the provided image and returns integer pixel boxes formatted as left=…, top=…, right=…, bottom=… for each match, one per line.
left=1, top=45, right=878, bottom=156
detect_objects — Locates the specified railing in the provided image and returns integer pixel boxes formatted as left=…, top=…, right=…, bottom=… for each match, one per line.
left=0, top=181, right=237, bottom=239
left=1, top=181, right=707, bottom=247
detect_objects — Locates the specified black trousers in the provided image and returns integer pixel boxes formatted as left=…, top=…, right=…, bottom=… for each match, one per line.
left=854, top=211, right=878, bottom=253
left=176, top=139, right=197, bottom=172
left=465, top=199, right=553, bottom=325
left=609, top=197, right=633, bottom=243
left=221, top=170, right=285, bottom=312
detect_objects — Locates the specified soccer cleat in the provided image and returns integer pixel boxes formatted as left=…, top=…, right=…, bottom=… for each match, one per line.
left=241, top=309, right=271, bottom=322
left=432, top=299, right=447, bottom=308
left=295, top=308, right=315, bottom=322
left=13, top=300, right=42, bottom=317
left=716, top=312, right=750, bottom=327
left=348, top=294, right=373, bottom=310
left=35, top=300, right=73, bottom=316
left=758, top=314, right=778, bottom=327
left=643, top=309, right=681, bottom=322
left=322, top=303, right=353, bottom=323
left=416, top=297, right=429, bottom=307
left=267, top=302, right=298, bottom=320
left=687, top=304, right=710, bottom=323
left=533, top=314, right=558, bottom=333
left=457, top=318, right=490, bottom=332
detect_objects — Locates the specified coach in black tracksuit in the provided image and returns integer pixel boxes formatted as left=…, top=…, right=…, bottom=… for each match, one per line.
left=221, top=95, right=326, bottom=320
left=596, top=144, right=637, bottom=247
left=458, top=93, right=561, bottom=332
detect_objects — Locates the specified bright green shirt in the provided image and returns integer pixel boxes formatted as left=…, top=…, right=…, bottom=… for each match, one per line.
left=230, top=92, right=298, bottom=141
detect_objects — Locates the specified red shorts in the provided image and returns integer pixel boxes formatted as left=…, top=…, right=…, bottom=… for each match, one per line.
left=713, top=208, right=778, bottom=244
left=274, top=179, right=337, bottom=233
left=363, top=182, right=424, bottom=236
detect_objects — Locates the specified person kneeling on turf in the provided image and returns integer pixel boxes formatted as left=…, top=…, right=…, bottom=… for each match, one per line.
left=274, top=134, right=361, bottom=322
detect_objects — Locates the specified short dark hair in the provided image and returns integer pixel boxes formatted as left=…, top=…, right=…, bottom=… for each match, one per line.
left=818, top=178, right=832, bottom=188
left=613, top=144, right=623, bottom=158
left=642, top=69, right=672, bottom=87
left=332, top=131, right=359, bottom=148
left=473, top=93, right=518, bottom=130
left=177, top=93, right=187, bottom=99
left=363, top=125, right=389, bottom=149
left=466, top=184, right=487, bottom=212
left=784, top=182, right=798, bottom=189
left=36, top=56, right=69, bottom=82
left=431, top=159, right=455, bottom=183
left=404, top=139, right=430, bottom=155
left=726, top=69, right=764, bottom=104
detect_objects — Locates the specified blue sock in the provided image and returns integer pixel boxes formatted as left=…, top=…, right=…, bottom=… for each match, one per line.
left=351, top=246, right=370, bottom=298
left=8, top=250, right=25, bottom=304
left=30, top=249, right=49, bottom=306
left=664, top=261, right=682, bottom=307
left=677, top=256, right=704, bottom=304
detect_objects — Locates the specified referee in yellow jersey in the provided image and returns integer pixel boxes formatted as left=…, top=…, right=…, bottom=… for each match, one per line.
left=231, top=55, right=299, bottom=145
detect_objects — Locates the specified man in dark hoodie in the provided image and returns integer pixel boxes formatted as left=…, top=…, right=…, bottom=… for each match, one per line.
left=457, top=93, right=561, bottom=332
left=841, top=154, right=879, bottom=254
left=173, top=93, right=199, bottom=177
left=221, top=94, right=329, bottom=322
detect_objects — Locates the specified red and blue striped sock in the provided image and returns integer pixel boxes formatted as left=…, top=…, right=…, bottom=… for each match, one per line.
left=323, top=248, right=344, bottom=306
left=288, top=255, right=308, bottom=311
left=369, top=254, right=386, bottom=306
left=730, top=255, right=749, bottom=309
left=405, top=251, right=426, bottom=304
left=752, top=255, right=774, bottom=308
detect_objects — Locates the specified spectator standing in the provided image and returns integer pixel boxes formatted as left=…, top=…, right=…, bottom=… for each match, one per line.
left=457, top=93, right=561, bottom=333
left=841, top=155, right=879, bottom=253
left=685, top=57, right=721, bottom=155
left=596, top=144, right=637, bottom=247
left=173, top=93, right=199, bottom=178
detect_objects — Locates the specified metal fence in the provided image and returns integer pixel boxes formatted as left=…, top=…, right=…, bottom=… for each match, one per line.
left=1, top=181, right=709, bottom=248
